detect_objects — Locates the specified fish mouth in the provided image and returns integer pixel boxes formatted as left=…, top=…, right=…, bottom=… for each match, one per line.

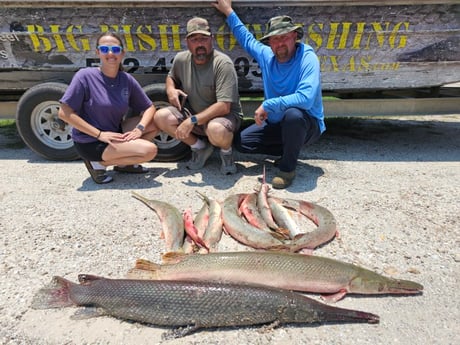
left=385, top=279, right=424, bottom=294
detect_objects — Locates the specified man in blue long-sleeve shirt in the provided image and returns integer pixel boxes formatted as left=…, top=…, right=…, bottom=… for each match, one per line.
left=213, top=0, right=325, bottom=189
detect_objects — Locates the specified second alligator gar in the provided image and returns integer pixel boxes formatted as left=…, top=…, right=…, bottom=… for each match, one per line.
left=128, top=251, right=423, bottom=302
left=32, top=274, right=379, bottom=340
left=131, top=192, right=184, bottom=253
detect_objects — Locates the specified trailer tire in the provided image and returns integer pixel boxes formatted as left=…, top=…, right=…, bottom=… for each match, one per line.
left=15, top=82, right=79, bottom=161
left=142, top=83, right=190, bottom=162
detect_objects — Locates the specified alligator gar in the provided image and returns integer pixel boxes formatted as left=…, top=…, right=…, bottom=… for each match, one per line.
left=131, top=192, right=184, bottom=253
left=222, top=194, right=289, bottom=250
left=32, top=274, right=379, bottom=339
left=257, top=169, right=279, bottom=230
left=183, top=208, right=209, bottom=251
left=128, top=251, right=423, bottom=302
left=196, top=192, right=223, bottom=253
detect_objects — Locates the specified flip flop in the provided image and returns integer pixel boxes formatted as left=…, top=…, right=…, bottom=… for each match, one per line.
left=83, top=160, right=113, bottom=184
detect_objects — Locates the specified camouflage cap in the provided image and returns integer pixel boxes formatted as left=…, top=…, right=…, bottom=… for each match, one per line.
left=259, top=15, right=304, bottom=44
left=186, top=17, right=211, bottom=38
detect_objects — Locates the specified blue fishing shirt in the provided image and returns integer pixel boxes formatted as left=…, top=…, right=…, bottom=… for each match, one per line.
left=226, top=11, right=325, bottom=133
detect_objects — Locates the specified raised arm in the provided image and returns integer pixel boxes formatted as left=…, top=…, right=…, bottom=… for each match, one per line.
left=212, top=0, right=234, bottom=17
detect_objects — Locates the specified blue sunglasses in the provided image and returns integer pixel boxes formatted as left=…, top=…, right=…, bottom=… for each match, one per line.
left=97, top=45, right=123, bottom=55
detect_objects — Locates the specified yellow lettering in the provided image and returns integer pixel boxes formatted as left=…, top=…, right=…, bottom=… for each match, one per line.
left=66, top=25, right=90, bottom=51
left=326, top=23, right=339, bottom=49
left=307, top=23, right=323, bottom=49
left=27, top=25, right=52, bottom=52
left=351, top=22, right=366, bottom=49
left=49, top=25, right=66, bottom=52
left=369, top=22, right=390, bottom=48
left=358, top=56, right=372, bottom=71
left=338, top=22, right=352, bottom=50
left=389, top=22, right=409, bottom=48
left=157, top=24, right=181, bottom=51
left=136, top=26, right=156, bottom=51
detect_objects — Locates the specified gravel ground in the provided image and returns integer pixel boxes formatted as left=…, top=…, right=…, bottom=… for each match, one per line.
left=0, top=115, right=459, bottom=345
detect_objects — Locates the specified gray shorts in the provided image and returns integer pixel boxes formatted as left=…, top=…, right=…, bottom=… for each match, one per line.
left=166, top=106, right=242, bottom=137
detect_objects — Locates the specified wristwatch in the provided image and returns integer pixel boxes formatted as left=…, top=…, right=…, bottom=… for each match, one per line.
left=136, top=124, right=145, bottom=132
left=190, top=115, right=198, bottom=125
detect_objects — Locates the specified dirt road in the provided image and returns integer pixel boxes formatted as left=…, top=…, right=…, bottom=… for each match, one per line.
left=0, top=115, right=459, bottom=344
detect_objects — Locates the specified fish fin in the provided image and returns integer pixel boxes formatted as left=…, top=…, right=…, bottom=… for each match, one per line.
left=134, top=258, right=160, bottom=271
left=321, top=289, right=347, bottom=303
left=162, top=324, right=201, bottom=340
left=273, top=227, right=291, bottom=240
left=31, top=276, right=76, bottom=309
left=161, top=251, right=188, bottom=264
left=257, top=320, right=281, bottom=333
left=71, top=307, right=106, bottom=320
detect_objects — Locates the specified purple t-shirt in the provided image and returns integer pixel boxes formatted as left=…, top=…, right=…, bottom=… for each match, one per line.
left=60, top=67, right=152, bottom=143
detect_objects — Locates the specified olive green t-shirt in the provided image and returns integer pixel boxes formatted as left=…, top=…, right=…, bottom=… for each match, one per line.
left=168, top=49, right=243, bottom=118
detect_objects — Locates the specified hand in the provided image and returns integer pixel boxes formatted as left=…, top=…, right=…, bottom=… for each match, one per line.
left=175, top=118, right=194, bottom=140
left=121, top=128, right=143, bottom=142
left=212, top=0, right=233, bottom=16
left=254, top=105, right=267, bottom=126
left=168, top=89, right=188, bottom=110
left=98, top=131, right=126, bottom=146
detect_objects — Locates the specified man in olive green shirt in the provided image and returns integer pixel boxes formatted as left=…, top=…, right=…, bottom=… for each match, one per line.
left=154, top=17, right=243, bottom=175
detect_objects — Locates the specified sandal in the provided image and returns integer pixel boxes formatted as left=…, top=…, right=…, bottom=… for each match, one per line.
left=83, top=160, right=113, bottom=184
left=114, top=164, right=149, bottom=174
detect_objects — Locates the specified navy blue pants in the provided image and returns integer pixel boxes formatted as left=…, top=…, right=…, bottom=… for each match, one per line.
left=234, top=108, right=321, bottom=172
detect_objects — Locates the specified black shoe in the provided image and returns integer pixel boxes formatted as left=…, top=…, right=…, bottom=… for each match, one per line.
left=272, top=170, right=296, bottom=189
left=83, top=160, right=113, bottom=184
left=114, top=165, right=149, bottom=174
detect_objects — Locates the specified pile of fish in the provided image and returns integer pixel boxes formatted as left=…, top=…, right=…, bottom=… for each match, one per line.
left=131, top=181, right=338, bottom=254
left=31, top=180, right=423, bottom=338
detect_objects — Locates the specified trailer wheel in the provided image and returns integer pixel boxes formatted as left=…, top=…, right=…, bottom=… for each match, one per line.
left=142, top=84, right=190, bottom=162
left=15, top=82, right=78, bottom=161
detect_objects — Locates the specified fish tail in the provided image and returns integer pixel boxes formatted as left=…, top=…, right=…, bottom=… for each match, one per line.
left=31, top=276, right=75, bottom=309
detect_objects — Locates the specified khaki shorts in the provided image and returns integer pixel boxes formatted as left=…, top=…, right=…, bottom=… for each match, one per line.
left=166, top=106, right=242, bottom=137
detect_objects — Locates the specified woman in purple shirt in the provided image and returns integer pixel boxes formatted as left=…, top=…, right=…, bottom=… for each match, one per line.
left=58, top=32, right=158, bottom=184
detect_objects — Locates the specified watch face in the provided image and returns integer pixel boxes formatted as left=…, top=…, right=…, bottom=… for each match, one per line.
left=137, top=124, right=145, bottom=131
left=191, top=116, right=197, bottom=124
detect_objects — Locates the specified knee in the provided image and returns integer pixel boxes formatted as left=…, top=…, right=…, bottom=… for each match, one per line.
left=283, top=108, right=304, bottom=122
left=154, top=107, right=173, bottom=129
left=207, top=122, right=232, bottom=146
left=145, top=142, right=158, bottom=161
